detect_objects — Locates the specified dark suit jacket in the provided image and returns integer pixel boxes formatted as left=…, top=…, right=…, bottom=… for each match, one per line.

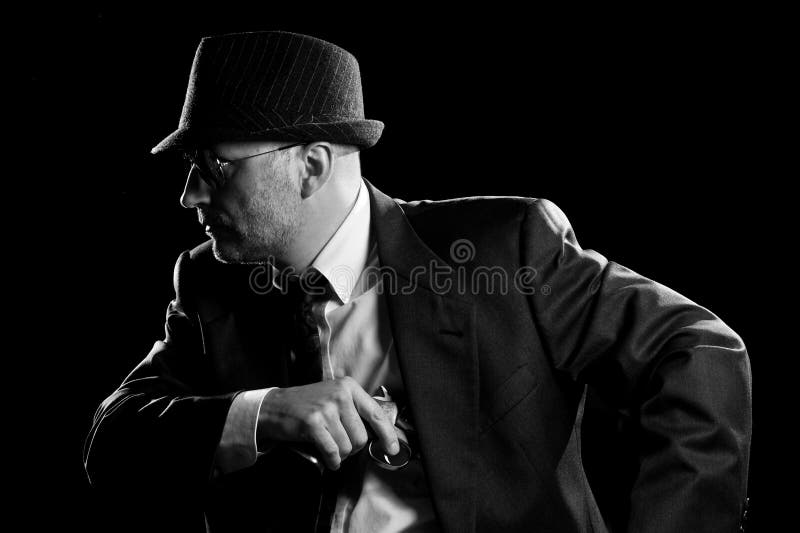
left=84, top=180, right=751, bottom=532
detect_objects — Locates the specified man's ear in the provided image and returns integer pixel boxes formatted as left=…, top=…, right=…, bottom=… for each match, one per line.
left=299, top=142, right=334, bottom=198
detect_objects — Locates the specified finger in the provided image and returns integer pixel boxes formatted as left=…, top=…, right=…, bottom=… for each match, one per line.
left=307, top=423, right=342, bottom=470
left=324, top=410, right=354, bottom=461
left=351, top=386, right=400, bottom=456
left=339, top=400, right=370, bottom=453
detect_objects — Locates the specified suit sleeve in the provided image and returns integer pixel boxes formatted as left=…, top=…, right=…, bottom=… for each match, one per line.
left=521, top=199, right=752, bottom=533
left=83, top=251, right=238, bottom=497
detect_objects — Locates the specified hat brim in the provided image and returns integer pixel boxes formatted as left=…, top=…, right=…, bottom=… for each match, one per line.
left=150, top=119, right=384, bottom=154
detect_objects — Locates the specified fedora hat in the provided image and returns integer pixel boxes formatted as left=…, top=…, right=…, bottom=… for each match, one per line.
left=151, top=31, right=384, bottom=154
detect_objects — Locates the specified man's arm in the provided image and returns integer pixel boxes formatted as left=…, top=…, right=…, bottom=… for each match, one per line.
left=521, top=199, right=751, bottom=532
left=84, top=249, right=400, bottom=487
left=83, top=251, right=237, bottom=495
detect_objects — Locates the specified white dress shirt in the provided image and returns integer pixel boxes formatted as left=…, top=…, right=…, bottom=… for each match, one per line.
left=214, top=179, right=439, bottom=532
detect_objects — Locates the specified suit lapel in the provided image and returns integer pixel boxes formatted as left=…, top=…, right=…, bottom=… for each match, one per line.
left=366, top=179, right=478, bottom=533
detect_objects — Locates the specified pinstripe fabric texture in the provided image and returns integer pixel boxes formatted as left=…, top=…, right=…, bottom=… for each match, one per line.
left=151, top=31, right=384, bottom=154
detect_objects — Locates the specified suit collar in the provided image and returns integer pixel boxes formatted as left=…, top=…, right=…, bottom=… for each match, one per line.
left=365, top=178, right=466, bottom=297
left=365, top=178, right=478, bottom=533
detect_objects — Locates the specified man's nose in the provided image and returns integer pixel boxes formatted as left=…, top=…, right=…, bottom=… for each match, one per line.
left=180, top=165, right=212, bottom=208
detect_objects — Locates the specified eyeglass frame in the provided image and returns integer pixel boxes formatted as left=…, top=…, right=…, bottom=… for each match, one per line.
left=183, top=142, right=306, bottom=190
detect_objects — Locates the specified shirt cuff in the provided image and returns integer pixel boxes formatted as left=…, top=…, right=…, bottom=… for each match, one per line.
left=213, top=387, right=275, bottom=476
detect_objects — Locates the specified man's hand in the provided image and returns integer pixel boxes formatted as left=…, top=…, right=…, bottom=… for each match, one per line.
left=256, top=377, right=400, bottom=470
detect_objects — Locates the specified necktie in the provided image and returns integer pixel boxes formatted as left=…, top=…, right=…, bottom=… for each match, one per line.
left=286, top=271, right=330, bottom=385
left=286, top=272, right=343, bottom=533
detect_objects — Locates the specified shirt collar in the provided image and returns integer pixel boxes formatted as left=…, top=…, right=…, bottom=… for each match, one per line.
left=271, top=179, right=372, bottom=304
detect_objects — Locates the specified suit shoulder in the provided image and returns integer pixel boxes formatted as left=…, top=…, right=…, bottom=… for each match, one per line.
left=176, top=240, right=221, bottom=274
left=524, top=198, right=572, bottom=234
left=401, top=195, right=542, bottom=225
left=399, top=195, right=572, bottom=237
left=394, top=196, right=568, bottom=266
left=187, top=240, right=214, bottom=262
left=172, top=240, right=225, bottom=295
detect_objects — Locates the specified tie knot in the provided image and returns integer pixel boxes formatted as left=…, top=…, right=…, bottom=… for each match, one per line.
left=286, top=270, right=331, bottom=305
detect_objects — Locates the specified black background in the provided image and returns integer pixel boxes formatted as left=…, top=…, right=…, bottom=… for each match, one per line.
left=21, top=5, right=786, bottom=531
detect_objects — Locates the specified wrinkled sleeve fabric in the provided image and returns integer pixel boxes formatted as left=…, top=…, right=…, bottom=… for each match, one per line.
left=83, top=251, right=238, bottom=498
left=521, top=199, right=752, bottom=533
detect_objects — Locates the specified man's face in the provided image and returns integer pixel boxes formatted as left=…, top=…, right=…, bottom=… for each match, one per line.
left=181, top=141, right=303, bottom=264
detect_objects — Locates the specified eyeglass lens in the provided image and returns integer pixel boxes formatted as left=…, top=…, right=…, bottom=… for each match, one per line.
left=184, top=150, right=223, bottom=189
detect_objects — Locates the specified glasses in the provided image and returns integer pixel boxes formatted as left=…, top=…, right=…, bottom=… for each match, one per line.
left=183, top=142, right=305, bottom=190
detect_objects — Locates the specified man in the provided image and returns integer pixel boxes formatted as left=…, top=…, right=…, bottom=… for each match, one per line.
left=84, top=31, right=752, bottom=532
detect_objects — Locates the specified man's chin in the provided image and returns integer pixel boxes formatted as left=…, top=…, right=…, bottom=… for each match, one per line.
left=210, top=242, right=235, bottom=264
left=206, top=233, right=236, bottom=262
left=210, top=238, right=273, bottom=265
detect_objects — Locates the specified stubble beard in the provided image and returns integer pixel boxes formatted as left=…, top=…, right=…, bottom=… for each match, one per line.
left=211, top=161, right=302, bottom=265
